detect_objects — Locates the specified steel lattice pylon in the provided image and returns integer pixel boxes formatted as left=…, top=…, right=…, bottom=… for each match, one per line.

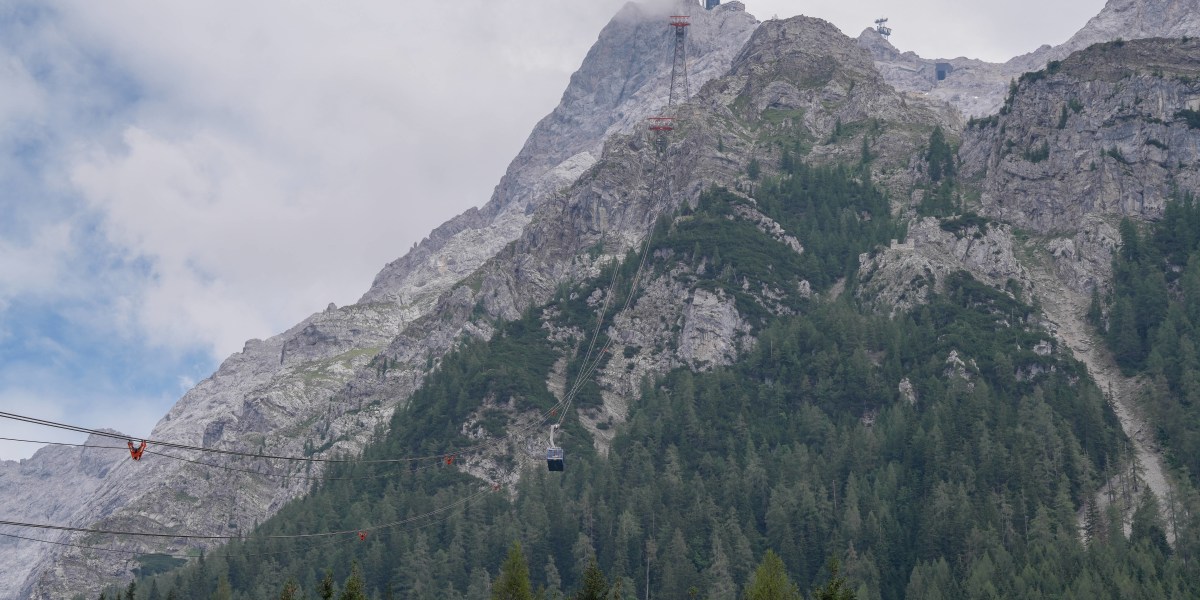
left=668, top=15, right=690, bottom=107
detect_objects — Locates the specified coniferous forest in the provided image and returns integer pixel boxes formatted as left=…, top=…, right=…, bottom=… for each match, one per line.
left=102, top=157, right=1200, bottom=600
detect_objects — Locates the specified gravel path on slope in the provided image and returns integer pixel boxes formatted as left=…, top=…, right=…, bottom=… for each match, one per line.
left=1026, top=254, right=1176, bottom=544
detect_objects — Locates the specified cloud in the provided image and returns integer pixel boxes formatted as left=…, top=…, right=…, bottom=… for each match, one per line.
left=0, top=0, right=1115, bottom=461
left=0, top=222, right=73, bottom=310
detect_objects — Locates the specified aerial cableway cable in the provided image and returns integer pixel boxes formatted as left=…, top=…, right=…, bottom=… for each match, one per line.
left=0, top=484, right=495, bottom=542
left=552, top=150, right=671, bottom=432
left=0, top=481, right=496, bottom=559
left=0, top=397, right=570, bottom=466
left=0, top=436, right=458, bottom=481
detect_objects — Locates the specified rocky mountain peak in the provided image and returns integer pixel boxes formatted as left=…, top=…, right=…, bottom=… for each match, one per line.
left=731, top=16, right=882, bottom=89
left=864, top=0, right=1200, bottom=118
left=1067, top=0, right=1200, bottom=50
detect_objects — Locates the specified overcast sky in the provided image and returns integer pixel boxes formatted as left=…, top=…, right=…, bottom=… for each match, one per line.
left=0, top=0, right=1109, bottom=460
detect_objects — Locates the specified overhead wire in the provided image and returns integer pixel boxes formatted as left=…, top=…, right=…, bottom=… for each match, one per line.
left=0, top=484, right=495, bottom=542
left=0, top=125, right=675, bottom=555
left=0, top=480, right=496, bottom=559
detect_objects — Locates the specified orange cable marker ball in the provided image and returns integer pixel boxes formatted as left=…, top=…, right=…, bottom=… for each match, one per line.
left=445, top=454, right=455, bottom=465
left=358, top=531, right=368, bottom=541
left=127, top=440, right=147, bottom=461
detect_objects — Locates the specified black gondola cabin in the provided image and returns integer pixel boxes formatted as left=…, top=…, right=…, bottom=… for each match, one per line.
left=546, top=447, right=564, bottom=471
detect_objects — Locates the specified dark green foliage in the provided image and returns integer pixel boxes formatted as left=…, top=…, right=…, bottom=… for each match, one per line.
left=925, top=127, right=954, bottom=183
left=810, top=561, right=855, bottom=600
left=654, top=167, right=899, bottom=324
left=747, top=158, right=761, bottom=180
left=494, top=543, right=534, bottom=600
left=1106, top=147, right=1132, bottom=165
left=938, top=214, right=993, bottom=237
left=743, top=551, right=801, bottom=600
left=920, top=127, right=959, bottom=217
left=1058, top=105, right=1069, bottom=129
left=572, top=559, right=609, bottom=600
left=1023, top=141, right=1050, bottom=163
left=320, top=570, right=336, bottom=600
left=134, top=182, right=1197, bottom=600
left=132, top=554, right=186, bottom=579
left=1019, top=69, right=1047, bottom=86
left=1175, top=108, right=1200, bottom=129
left=966, top=115, right=999, bottom=129
left=1069, top=98, right=1085, bottom=113
left=279, top=579, right=300, bottom=600
left=1102, top=194, right=1200, bottom=480
left=1145, top=138, right=1169, bottom=150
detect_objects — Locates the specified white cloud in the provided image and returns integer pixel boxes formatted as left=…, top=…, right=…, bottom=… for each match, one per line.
left=0, top=0, right=1119, bottom=462
left=0, top=222, right=73, bottom=307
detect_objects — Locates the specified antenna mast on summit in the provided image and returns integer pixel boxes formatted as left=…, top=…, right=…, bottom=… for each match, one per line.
left=668, top=15, right=691, bottom=107
left=874, top=17, right=892, bottom=39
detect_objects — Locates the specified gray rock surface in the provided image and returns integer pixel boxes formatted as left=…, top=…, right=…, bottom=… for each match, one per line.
left=860, top=0, right=1200, bottom=118
left=857, top=218, right=1031, bottom=315
left=12, top=3, right=762, bottom=598
left=0, top=434, right=126, bottom=596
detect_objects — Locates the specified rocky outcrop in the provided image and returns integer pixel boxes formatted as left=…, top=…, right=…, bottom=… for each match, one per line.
left=959, top=38, right=1200, bottom=294
left=857, top=218, right=1031, bottom=315
left=15, top=3, right=762, bottom=598
left=860, top=0, right=1200, bottom=118
left=0, top=434, right=126, bottom=596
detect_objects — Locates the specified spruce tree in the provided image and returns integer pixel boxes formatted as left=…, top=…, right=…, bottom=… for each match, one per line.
left=320, top=571, right=336, bottom=600
left=280, top=579, right=300, bottom=600
left=493, top=541, right=534, bottom=600
left=340, top=563, right=369, bottom=600
left=743, top=550, right=800, bottom=600
left=572, top=559, right=609, bottom=600
left=811, top=560, right=856, bottom=600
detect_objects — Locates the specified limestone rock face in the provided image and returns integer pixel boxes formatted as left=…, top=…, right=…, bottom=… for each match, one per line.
left=678, top=289, right=751, bottom=367
left=13, top=3, right=762, bottom=598
left=0, top=434, right=126, bottom=596
left=857, top=218, right=1031, bottom=316
left=860, top=0, right=1200, bottom=118
left=960, top=38, right=1200, bottom=236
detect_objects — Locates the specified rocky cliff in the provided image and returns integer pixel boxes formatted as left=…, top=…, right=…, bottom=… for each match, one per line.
left=859, top=0, right=1200, bottom=118
left=961, top=38, right=1200, bottom=292
left=12, top=1, right=1200, bottom=598
left=0, top=434, right=126, bottom=595
left=11, top=2, right=761, bottom=598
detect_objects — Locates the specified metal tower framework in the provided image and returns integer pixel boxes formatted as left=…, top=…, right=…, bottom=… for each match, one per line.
left=874, top=17, right=892, bottom=39
left=648, top=117, right=674, bottom=153
left=668, top=15, right=691, bottom=107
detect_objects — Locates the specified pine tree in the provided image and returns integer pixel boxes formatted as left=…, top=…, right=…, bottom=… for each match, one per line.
left=493, top=541, right=534, bottom=600
left=340, top=563, right=369, bottom=600
left=280, top=579, right=301, bottom=600
left=572, top=559, right=609, bottom=600
left=743, top=550, right=800, bottom=600
left=811, top=560, right=856, bottom=600
left=320, top=570, right=337, bottom=600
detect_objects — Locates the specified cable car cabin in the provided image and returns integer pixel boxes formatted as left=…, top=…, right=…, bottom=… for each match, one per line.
left=546, top=447, right=565, bottom=472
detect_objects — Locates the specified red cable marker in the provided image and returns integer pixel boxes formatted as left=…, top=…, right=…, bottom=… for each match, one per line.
left=358, top=531, right=368, bottom=541
left=127, top=440, right=147, bottom=461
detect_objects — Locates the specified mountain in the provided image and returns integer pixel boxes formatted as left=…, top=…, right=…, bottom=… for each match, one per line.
left=107, top=11, right=1200, bottom=599
left=8, top=0, right=1200, bottom=597
left=5, top=2, right=760, bottom=598
left=859, top=0, right=1200, bottom=117
left=0, top=433, right=125, bottom=595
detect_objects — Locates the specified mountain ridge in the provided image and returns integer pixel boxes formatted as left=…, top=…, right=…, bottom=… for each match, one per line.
left=7, top=0, right=1200, bottom=597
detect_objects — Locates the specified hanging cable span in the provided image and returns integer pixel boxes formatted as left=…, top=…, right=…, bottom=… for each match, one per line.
left=0, top=485, right=495, bottom=542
